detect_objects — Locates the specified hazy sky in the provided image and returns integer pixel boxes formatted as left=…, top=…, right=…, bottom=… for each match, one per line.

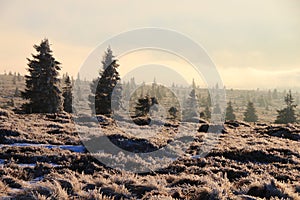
left=0, top=0, right=300, bottom=89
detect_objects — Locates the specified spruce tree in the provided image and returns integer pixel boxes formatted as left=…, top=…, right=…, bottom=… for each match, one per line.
left=89, top=47, right=122, bottom=116
left=243, top=101, right=258, bottom=122
left=206, top=91, right=212, bottom=107
left=257, top=95, right=266, bottom=107
left=14, top=87, right=20, bottom=97
left=213, top=103, right=222, bottom=114
left=22, top=39, right=62, bottom=113
left=275, top=90, right=297, bottom=124
left=225, top=101, right=236, bottom=120
left=89, top=47, right=114, bottom=112
left=12, top=75, right=17, bottom=85
left=267, top=89, right=272, bottom=102
left=96, top=60, right=121, bottom=115
left=135, top=96, right=158, bottom=117
left=62, top=75, right=73, bottom=113
left=151, top=77, right=157, bottom=97
left=204, top=105, right=211, bottom=120
left=168, top=106, right=178, bottom=120
left=17, top=73, right=21, bottom=81
left=75, top=85, right=83, bottom=101
left=183, top=89, right=199, bottom=120
left=272, top=89, right=278, bottom=99
left=192, top=78, right=196, bottom=89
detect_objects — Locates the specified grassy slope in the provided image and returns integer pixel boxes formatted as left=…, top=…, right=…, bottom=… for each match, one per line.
left=0, top=74, right=299, bottom=199
left=0, top=109, right=299, bottom=199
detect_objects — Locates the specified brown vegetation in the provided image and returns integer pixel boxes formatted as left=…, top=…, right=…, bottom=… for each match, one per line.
left=0, top=108, right=299, bottom=199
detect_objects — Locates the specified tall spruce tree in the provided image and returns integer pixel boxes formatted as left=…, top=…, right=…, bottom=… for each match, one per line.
left=62, top=75, right=73, bottom=113
left=243, top=101, right=258, bottom=122
left=22, top=39, right=62, bottom=113
left=88, top=47, right=122, bottom=115
left=275, top=90, right=297, bottom=124
left=89, top=47, right=114, bottom=111
left=225, top=101, right=236, bottom=120
left=96, top=60, right=122, bottom=115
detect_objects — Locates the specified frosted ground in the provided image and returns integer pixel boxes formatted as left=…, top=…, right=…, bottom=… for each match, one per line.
left=0, top=74, right=300, bottom=199
left=0, top=108, right=299, bottom=199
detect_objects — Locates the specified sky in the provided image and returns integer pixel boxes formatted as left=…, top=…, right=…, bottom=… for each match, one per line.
left=0, top=0, right=300, bottom=89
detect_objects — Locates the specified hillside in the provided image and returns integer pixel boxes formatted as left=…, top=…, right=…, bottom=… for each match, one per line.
left=0, top=109, right=299, bottom=199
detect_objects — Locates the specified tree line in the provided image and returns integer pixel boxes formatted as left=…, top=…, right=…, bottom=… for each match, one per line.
left=225, top=90, right=297, bottom=123
left=20, top=39, right=298, bottom=124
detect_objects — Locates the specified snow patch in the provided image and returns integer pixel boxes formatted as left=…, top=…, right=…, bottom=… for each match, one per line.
left=0, top=143, right=86, bottom=153
left=28, top=176, right=44, bottom=184
left=191, top=155, right=202, bottom=159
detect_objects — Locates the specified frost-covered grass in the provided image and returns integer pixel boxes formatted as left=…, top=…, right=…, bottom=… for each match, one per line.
left=0, top=109, right=299, bottom=199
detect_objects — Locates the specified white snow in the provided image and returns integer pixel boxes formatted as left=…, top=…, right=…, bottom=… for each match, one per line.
left=0, top=143, right=86, bottom=153
left=18, top=163, right=36, bottom=168
left=0, top=161, right=61, bottom=168
left=191, top=155, right=202, bottom=159
left=58, top=145, right=86, bottom=153
left=28, top=176, right=44, bottom=184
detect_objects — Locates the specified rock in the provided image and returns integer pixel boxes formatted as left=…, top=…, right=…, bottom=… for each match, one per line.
left=247, top=185, right=265, bottom=198
left=132, top=116, right=151, bottom=126
left=225, top=120, right=240, bottom=127
left=198, top=124, right=209, bottom=132
left=107, top=134, right=159, bottom=153
left=198, top=124, right=227, bottom=133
